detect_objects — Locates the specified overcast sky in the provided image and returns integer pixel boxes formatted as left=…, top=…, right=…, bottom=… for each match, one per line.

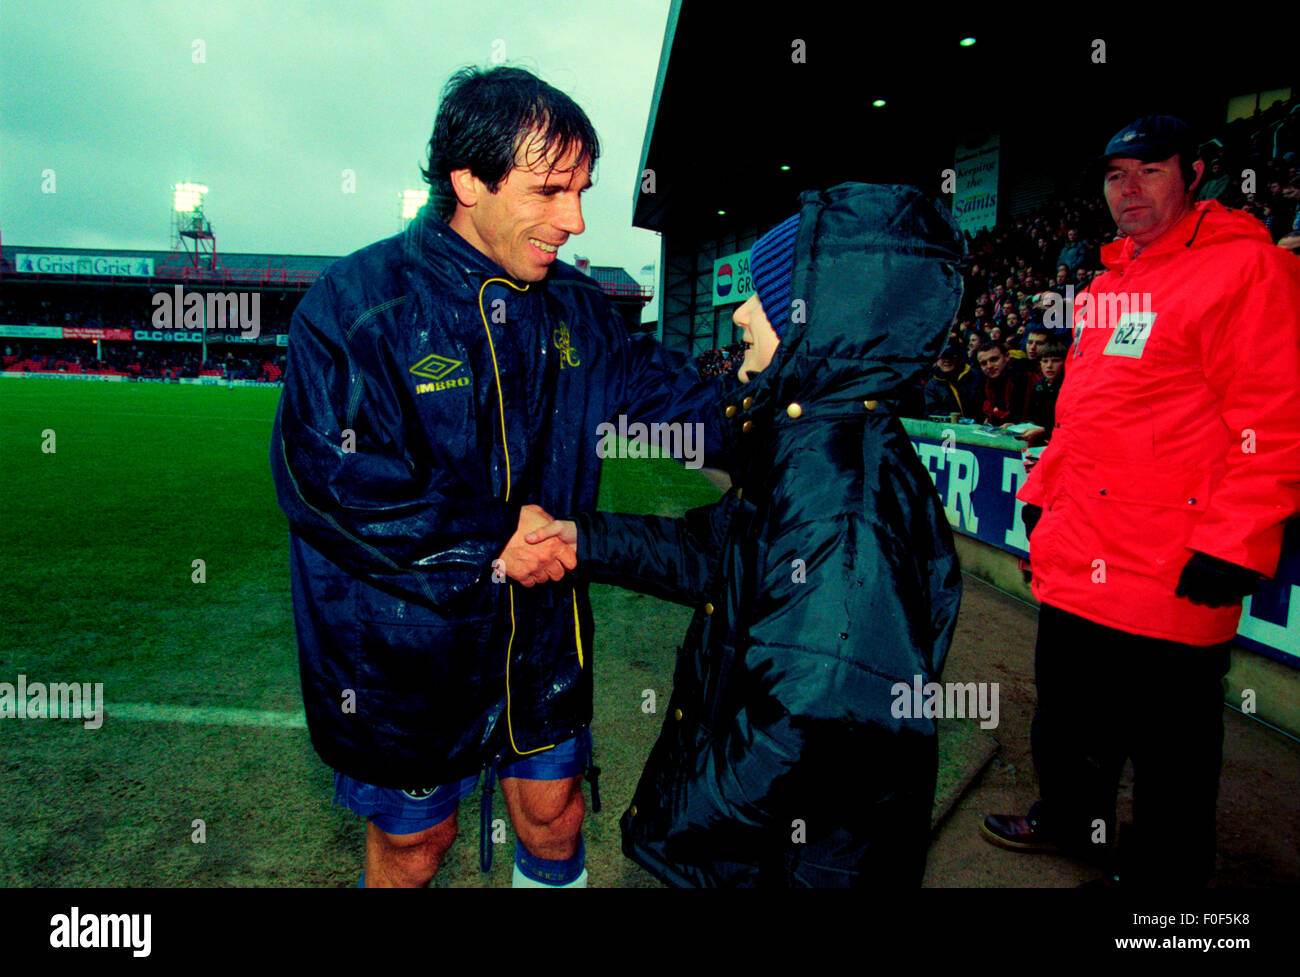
left=0, top=0, right=670, bottom=319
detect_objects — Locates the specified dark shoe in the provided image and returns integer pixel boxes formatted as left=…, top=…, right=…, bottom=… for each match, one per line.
left=980, top=813, right=1060, bottom=853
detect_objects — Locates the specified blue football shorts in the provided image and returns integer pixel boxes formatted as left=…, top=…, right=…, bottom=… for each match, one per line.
left=333, top=732, right=591, bottom=835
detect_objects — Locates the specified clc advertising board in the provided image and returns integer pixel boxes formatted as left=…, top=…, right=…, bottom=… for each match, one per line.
left=952, top=133, right=999, bottom=236
left=905, top=422, right=1300, bottom=668
left=711, top=250, right=753, bottom=307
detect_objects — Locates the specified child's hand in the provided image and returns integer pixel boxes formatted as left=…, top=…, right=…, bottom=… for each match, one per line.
left=500, top=505, right=576, bottom=587
left=525, top=519, right=578, bottom=547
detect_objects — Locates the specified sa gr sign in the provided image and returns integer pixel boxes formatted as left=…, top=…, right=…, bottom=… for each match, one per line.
left=712, top=249, right=753, bottom=308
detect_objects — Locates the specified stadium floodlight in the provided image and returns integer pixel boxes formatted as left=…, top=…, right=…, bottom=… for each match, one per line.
left=173, top=182, right=209, bottom=213
left=401, top=189, right=429, bottom=221
left=716, top=209, right=726, bottom=216
left=780, top=164, right=791, bottom=171
left=959, top=37, right=977, bottom=47
left=872, top=99, right=886, bottom=108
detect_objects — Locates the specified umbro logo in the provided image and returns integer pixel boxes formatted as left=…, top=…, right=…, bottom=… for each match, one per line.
left=410, top=353, right=471, bottom=394
left=409, top=353, right=462, bottom=380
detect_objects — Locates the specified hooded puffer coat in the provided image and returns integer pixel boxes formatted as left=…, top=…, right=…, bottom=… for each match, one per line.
left=574, top=183, right=966, bottom=886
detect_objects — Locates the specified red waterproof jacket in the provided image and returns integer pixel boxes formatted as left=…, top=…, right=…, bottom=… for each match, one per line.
left=1019, top=201, right=1300, bottom=644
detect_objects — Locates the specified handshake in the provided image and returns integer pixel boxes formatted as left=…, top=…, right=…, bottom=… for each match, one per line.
left=497, top=503, right=579, bottom=587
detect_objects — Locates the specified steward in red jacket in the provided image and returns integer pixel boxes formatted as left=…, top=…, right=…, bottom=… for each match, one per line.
left=984, top=115, right=1300, bottom=888
left=1020, top=199, right=1300, bottom=644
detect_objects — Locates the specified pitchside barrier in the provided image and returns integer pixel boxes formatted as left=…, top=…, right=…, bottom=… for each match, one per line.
left=903, top=418, right=1300, bottom=738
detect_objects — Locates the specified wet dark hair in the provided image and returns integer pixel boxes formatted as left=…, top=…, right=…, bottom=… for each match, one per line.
left=976, top=341, right=1007, bottom=358
left=421, top=66, right=600, bottom=220
left=1028, top=325, right=1050, bottom=339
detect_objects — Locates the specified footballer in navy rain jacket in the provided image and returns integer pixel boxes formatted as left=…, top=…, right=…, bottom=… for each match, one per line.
left=576, top=184, right=965, bottom=886
left=270, top=205, right=727, bottom=788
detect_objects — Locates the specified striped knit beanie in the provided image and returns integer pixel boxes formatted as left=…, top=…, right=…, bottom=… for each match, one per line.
left=748, top=213, right=800, bottom=338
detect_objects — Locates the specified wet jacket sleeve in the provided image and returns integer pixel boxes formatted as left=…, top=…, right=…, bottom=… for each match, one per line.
left=1186, top=248, right=1300, bottom=574
left=572, top=503, right=723, bottom=606
left=270, top=278, right=519, bottom=608
left=609, top=327, right=733, bottom=472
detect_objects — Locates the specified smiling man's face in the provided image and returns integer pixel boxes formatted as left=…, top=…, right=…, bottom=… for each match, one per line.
left=448, top=130, right=591, bottom=282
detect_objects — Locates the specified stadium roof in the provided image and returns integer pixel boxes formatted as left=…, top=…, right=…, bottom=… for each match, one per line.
left=634, top=3, right=1299, bottom=234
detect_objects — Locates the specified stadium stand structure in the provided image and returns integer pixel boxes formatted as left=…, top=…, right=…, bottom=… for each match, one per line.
left=0, top=242, right=653, bottom=381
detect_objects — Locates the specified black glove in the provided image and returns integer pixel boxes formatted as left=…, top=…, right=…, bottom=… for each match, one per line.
left=1022, top=504, right=1043, bottom=539
left=1174, top=551, right=1262, bottom=607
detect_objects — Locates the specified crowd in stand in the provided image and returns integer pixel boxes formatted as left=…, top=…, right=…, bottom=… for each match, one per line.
left=1, top=342, right=285, bottom=382
left=0, top=283, right=295, bottom=381
left=696, top=342, right=746, bottom=379
left=693, top=96, right=1300, bottom=449
left=0, top=284, right=301, bottom=335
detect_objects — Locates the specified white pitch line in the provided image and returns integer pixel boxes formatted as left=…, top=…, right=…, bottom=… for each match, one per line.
left=105, top=702, right=306, bottom=729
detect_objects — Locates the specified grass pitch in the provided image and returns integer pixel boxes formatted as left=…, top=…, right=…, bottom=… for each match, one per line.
left=0, top=379, right=717, bottom=887
left=1, top=378, right=989, bottom=887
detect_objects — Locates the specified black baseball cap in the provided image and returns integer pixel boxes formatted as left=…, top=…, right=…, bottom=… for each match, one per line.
left=1099, top=115, right=1195, bottom=164
left=937, top=344, right=965, bottom=363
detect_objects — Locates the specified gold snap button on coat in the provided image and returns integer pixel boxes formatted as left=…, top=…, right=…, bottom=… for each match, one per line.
left=629, top=805, right=637, bottom=817
left=672, top=708, right=683, bottom=721
left=742, top=420, right=753, bottom=433
left=742, top=396, right=754, bottom=410
left=735, top=487, right=743, bottom=499
left=786, top=402, right=803, bottom=419
left=704, top=602, right=714, bottom=615
left=725, top=405, right=738, bottom=418
left=864, top=400, right=878, bottom=411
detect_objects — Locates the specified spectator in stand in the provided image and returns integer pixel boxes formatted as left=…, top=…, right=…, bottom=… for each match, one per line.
left=1004, top=311, right=1026, bottom=351
left=1024, top=324, right=1051, bottom=365
left=1264, top=177, right=1298, bottom=244
left=1025, top=342, right=1066, bottom=439
left=976, top=340, right=1032, bottom=426
left=1031, top=236, right=1055, bottom=276
left=1196, top=158, right=1233, bottom=203
left=1055, top=228, right=1088, bottom=272
left=1278, top=178, right=1300, bottom=254
left=918, top=343, right=983, bottom=420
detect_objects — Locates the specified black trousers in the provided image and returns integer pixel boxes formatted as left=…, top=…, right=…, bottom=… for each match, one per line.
left=1029, top=603, right=1232, bottom=886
